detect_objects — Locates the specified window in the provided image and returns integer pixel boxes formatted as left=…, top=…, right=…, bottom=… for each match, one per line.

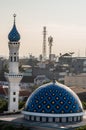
left=10, top=56, right=12, bottom=62
left=13, top=98, right=16, bottom=102
left=14, top=57, right=16, bottom=62
left=13, top=92, right=16, bottom=95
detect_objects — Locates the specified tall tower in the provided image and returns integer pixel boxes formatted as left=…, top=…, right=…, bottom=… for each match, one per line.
left=48, top=36, right=53, bottom=61
left=5, top=14, right=23, bottom=112
left=43, top=26, right=47, bottom=61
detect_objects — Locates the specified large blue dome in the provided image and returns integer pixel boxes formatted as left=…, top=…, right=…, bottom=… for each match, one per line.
left=24, top=81, right=83, bottom=114
left=8, top=14, right=20, bottom=42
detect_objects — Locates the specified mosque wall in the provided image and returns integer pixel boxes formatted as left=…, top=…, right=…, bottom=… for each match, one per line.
left=24, top=115, right=83, bottom=123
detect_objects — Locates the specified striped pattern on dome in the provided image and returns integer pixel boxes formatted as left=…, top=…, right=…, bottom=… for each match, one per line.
left=24, top=82, right=83, bottom=114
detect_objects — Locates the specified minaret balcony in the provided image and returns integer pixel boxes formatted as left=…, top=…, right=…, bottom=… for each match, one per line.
left=5, top=72, right=23, bottom=77
left=5, top=72, right=23, bottom=83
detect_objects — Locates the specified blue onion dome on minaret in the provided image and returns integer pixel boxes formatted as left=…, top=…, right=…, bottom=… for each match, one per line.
left=8, top=14, right=20, bottom=42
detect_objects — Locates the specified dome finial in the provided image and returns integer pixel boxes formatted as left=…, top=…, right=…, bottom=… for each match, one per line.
left=52, top=68, right=56, bottom=84
left=13, top=14, right=16, bottom=24
left=53, top=78, right=56, bottom=84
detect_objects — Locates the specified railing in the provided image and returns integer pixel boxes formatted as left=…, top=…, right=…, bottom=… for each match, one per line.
left=5, top=72, right=23, bottom=77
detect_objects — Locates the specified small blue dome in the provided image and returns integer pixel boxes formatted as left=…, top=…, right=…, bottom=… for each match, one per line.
left=8, top=14, right=20, bottom=42
left=24, top=81, right=83, bottom=114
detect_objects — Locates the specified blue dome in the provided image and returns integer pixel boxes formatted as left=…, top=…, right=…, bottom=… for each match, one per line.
left=8, top=14, right=20, bottom=42
left=24, top=81, right=83, bottom=114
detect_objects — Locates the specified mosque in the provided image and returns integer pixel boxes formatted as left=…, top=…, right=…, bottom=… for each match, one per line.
left=4, top=14, right=85, bottom=129
left=22, top=81, right=83, bottom=123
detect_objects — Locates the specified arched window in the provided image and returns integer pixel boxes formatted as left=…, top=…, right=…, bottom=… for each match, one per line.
left=10, top=56, right=12, bottom=62
left=14, top=56, right=16, bottom=62
left=13, top=98, right=16, bottom=102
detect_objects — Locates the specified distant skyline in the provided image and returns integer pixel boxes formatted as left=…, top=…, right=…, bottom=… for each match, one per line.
left=1, top=0, right=86, bottom=57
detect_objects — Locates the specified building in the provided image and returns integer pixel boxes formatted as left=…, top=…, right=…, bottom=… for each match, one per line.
left=59, top=54, right=86, bottom=74
left=21, top=65, right=32, bottom=76
left=22, top=81, right=84, bottom=126
left=5, top=14, right=23, bottom=112
left=34, top=75, right=50, bottom=85
left=0, top=15, right=85, bottom=130
left=65, top=73, right=86, bottom=88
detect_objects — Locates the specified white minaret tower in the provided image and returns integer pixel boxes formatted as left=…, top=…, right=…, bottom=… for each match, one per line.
left=5, top=14, right=23, bottom=112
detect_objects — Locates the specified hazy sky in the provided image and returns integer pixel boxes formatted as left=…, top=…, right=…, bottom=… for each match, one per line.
left=1, top=0, right=86, bottom=57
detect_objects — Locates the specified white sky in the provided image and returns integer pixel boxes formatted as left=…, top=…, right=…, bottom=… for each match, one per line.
left=0, top=0, right=86, bottom=57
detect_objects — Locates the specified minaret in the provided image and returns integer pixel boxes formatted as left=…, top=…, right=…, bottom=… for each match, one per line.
left=5, top=14, right=23, bottom=112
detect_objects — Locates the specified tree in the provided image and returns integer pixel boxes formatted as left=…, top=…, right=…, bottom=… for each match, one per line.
left=0, top=99, right=8, bottom=113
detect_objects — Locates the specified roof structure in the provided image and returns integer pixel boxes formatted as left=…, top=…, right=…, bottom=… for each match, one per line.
left=24, top=81, right=83, bottom=114
left=8, top=14, right=20, bottom=42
